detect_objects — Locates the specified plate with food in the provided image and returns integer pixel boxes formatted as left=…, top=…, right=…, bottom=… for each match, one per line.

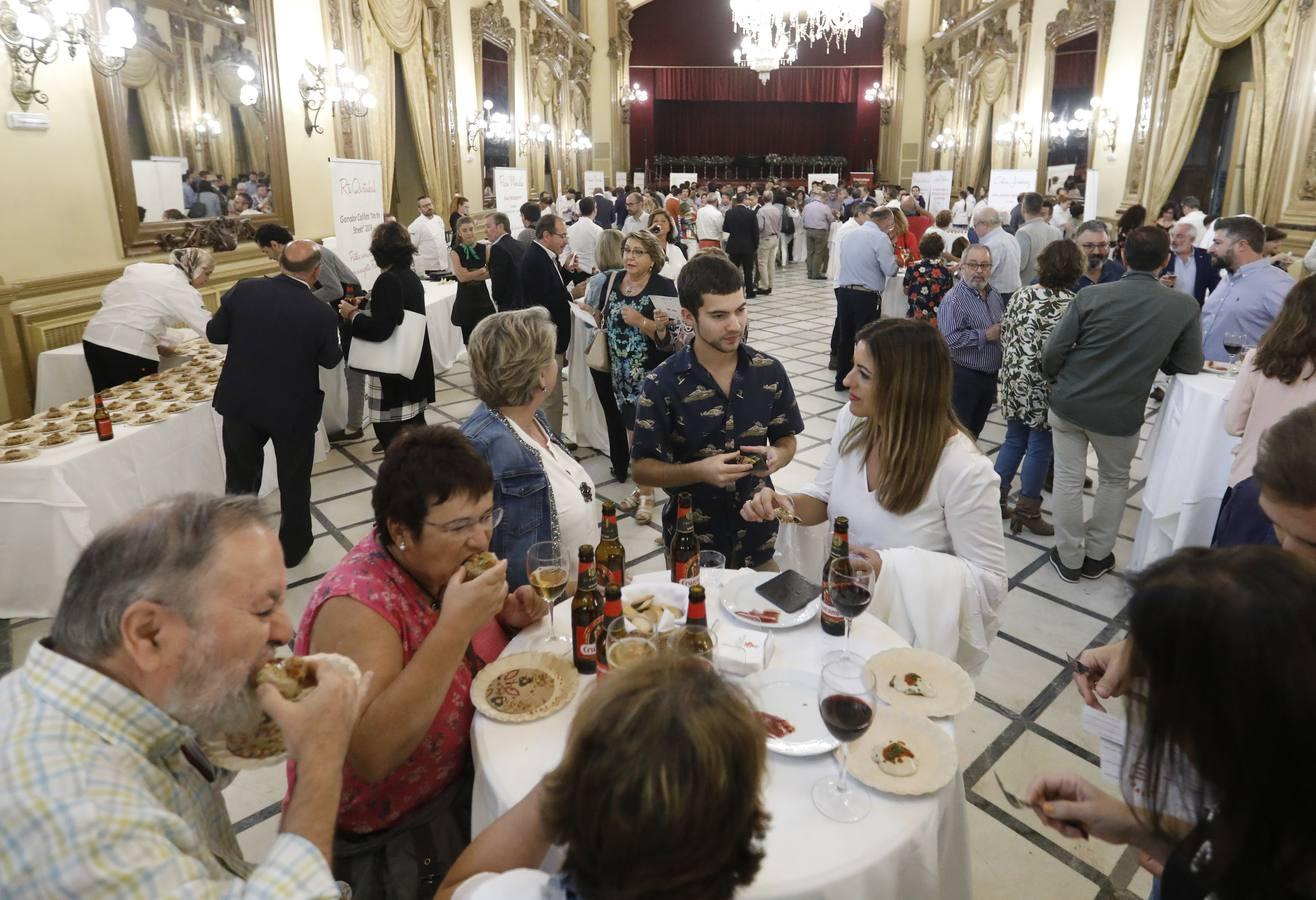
left=35, top=420, right=69, bottom=435
left=73, top=421, right=98, bottom=435
left=129, top=412, right=166, bottom=426
left=742, top=668, right=839, bottom=757
left=38, top=406, right=71, bottom=422
left=619, top=582, right=688, bottom=637
left=1201, top=360, right=1232, bottom=375
left=471, top=651, right=579, bottom=723
left=720, top=570, right=821, bottom=629
left=0, top=447, right=37, bottom=463
left=37, top=432, right=74, bottom=448
left=847, top=708, right=957, bottom=797
left=2, top=432, right=34, bottom=448
left=70, top=410, right=96, bottom=424
left=163, top=401, right=196, bottom=414
left=205, top=654, right=361, bottom=770
left=61, top=398, right=94, bottom=413
left=3, top=419, right=33, bottom=433
left=867, top=647, right=975, bottom=718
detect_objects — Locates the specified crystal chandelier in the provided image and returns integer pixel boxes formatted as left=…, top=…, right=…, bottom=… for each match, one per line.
left=518, top=115, right=554, bottom=152
left=0, top=0, right=138, bottom=109
left=567, top=128, right=592, bottom=153
left=732, top=34, right=796, bottom=84
left=728, top=0, right=870, bottom=53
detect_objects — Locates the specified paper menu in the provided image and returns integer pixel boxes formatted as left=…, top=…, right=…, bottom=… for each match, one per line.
left=650, top=295, right=683, bottom=321
left=1082, top=703, right=1200, bottom=822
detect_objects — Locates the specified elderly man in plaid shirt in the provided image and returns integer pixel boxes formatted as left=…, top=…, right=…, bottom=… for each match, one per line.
left=0, top=494, right=367, bottom=898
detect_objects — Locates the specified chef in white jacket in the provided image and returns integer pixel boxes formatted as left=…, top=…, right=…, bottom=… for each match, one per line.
left=408, top=194, right=449, bottom=276
left=81, top=248, right=215, bottom=393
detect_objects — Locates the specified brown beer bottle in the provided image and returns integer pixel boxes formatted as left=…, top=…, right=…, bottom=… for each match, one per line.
left=820, top=516, right=849, bottom=636
left=686, top=584, right=708, bottom=628
left=93, top=393, right=114, bottom=442
left=571, top=544, right=602, bottom=675
left=595, top=583, right=623, bottom=677
left=670, top=492, right=700, bottom=587
left=595, top=500, right=626, bottom=591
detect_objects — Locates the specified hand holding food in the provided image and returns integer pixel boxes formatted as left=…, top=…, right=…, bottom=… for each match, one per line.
left=439, top=554, right=509, bottom=639
left=741, top=486, right=794, bottom=523
left=250, top=656, right=369, bottom=764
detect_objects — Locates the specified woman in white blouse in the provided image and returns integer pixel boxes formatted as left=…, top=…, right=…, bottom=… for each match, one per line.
left=743, top=318, right=1007, bottom=655
left=82, top=248, right=215, bottom=392
left=647, top=209, right=688, bottom=281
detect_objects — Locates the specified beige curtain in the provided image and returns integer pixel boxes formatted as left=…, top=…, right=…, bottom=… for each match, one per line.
left=964, top=58, right=1009, bottom=196
left=212, top=61, right=268, bottom=176
left=120, top=47, right=180, bottom=158
left=206, top=81, right=239, bottom=184
left=1145, top=7, right=1221, bottom=212
left=401, top=22, right=443, bottom=202
left=364, top=15, right=399, bottom=202
left=1193, top=0, right=1282, bottom=47
left=1242, top=0, right=1298, bottom=218
left=238, top=106, right=269, bottom=174
left=366, top=0, right=423, bottom=49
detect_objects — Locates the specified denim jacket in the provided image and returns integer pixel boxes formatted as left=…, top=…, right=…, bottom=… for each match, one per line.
left=460, top=403, right=562, bottom=590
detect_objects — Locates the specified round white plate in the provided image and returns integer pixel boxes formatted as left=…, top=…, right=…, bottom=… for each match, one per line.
left=847, top=709, right=958, bottom=797
left=719, top=570, right=821, bottom=630
left=868, top=647, right=975, bottom=718
left=743, top=667, right=839, bottom=757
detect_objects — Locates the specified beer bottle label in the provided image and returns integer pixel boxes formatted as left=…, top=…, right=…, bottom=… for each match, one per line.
left=596, top=564, right=611, bottom=590
left=673, top=559, right=699, bottom=587
left=574, top=619, right=600, bottom=658
left=820, top=597, right=844, bottom=627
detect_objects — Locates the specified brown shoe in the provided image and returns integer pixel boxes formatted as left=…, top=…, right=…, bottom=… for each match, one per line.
left=999, top=483, right=1014, bottom=520
left=1010, top=495, right=1054, bottom=536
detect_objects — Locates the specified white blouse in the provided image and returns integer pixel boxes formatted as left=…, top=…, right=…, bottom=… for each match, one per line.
left=83, top=263, right=214, bottom=361
left=659, top=242, right=686, bottom=281
left=507, top=417, right=598, bottom=558
left=798, top=406, right=1007, bottom=616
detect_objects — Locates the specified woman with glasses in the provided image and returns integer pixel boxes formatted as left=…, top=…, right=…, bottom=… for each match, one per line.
left=648, top=209, right=688, bottom=280
left=460, top=308, right=600, bottom=581
left=291, top=425, right=545, bottom=898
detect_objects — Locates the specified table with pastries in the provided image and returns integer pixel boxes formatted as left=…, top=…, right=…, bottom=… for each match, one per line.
left=1131, top=369, right=1242, bottom=569
left=470, top=569, right=972, bottom=900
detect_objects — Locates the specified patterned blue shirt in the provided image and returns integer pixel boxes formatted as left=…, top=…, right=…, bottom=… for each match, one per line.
left=1199, top=258, right=1295, bottom=362
left=632, top=343, right=804, bottom=568
left=938, top=279, right=1006, bottom=374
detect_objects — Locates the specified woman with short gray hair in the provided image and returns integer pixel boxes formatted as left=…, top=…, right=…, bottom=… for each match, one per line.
left=460, top=308, right=598, bottom=588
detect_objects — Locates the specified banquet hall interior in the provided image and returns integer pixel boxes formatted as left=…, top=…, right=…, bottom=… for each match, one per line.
left=2, top=0, right=1315, bottom=898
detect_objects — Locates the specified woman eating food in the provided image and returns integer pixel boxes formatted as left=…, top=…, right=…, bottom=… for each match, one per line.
left=287, top=425, right=544, bottom=898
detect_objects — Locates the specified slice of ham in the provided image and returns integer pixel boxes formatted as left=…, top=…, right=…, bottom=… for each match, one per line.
left=757, top=711, right=795, bottom=739
left=735, top=609, right=781, bottom=624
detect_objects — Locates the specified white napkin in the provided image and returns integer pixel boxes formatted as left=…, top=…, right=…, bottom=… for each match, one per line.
left=713, top=623, right=773, bottom=676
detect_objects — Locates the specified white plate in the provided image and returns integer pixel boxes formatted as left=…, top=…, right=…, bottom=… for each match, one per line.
left=719, top=570, right=820, bottom=629
left=868, top=647, right=975, bottom=718
left=743, top=667, right=839, bottom=757
left=847, top=709, right=958, bottom=797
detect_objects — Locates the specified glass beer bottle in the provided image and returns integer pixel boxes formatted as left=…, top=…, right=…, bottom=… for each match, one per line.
left=595, top=500, right=626, bottom=591
left=571, top=545, right=602, bottom=675
left=819, top=516, right=849, bottom=636
left=595, top=583, right=623, bottom=677
left=93, top=393, right=114, bottom=442
left=670, top=492, right=700, bottom=587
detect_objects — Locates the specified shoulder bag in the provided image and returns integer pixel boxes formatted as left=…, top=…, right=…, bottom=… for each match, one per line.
left=585, top=270, right=621, bottom=373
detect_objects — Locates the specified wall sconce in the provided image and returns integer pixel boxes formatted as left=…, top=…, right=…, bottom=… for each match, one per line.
left=193, top=111, right=222, bottom=142
left=863, top=81, right=893, bottom=124
left=567, top=128, right=592, bottom=153
left=929, top=128, right=959, bottom=154
left=235, top=62, right=259, bottom=106
left=618, top=81, right=647, bottom=124
left=517, top=114, right=554, bottom=152
left=0, top=0, right=137, bottom=110
left=993, top=114, right=1034, bottom=159
left=465, top=98, right=513, bottom=158
left=1095, top=104, right=1118, bottom=156
left=298, top=48, right=375, bottom=137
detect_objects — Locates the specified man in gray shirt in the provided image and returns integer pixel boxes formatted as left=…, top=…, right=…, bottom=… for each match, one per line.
left=1014, top=192, right=1063, bottom=286
left=755, top=190, right=783, bottom=295
left=1041, top=226, right=1203, bottom=583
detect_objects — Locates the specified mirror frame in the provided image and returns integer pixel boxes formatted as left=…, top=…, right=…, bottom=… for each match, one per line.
left=92, top=0, right=293, bottom=257
left=471, top=1, right=518, bottom=177
left=1036, top=0, right=1115, bottom=192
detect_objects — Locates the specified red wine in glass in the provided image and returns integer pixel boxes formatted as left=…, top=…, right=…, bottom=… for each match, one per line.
left=1222, top=341, right=1243, bottom=357
left=819, top=693, right=874, bottom=743
left=830, top=583, right=872, bottom=619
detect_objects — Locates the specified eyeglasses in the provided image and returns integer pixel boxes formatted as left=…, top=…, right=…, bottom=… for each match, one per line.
left=1078, top=242, right=1109, bottom=252
left=424, top=508, right=503, bottom=535
left=622, top=247, right=647, bottom=257
left=961, top=261, right=991, bottom=270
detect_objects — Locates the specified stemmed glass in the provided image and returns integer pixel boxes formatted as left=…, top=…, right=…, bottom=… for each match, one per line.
left=813, top=657, right=877, bottom=823
left=827, top=553, right=876, bottom=664
left=1223, top=331, right=1246, bottom=376
left=526, top=540, right=570, bottom=653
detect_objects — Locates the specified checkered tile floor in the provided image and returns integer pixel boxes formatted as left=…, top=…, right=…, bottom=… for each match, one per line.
left=0, top=261, right=1157, bottom=898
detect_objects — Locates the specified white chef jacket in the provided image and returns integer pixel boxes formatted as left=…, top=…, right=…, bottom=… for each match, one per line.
left=82, top=263, right=213, bottom=361
left=566, top=217, right=603, bottom=273
left=408, top=213, right=449, bottom=273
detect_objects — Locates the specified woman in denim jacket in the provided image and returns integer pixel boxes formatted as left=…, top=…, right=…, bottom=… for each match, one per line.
left=461, top=308, right=598, bottom=590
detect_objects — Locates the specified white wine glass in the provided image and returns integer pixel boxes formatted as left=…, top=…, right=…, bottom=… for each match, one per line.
left=527, top=540, right=570, bottom=652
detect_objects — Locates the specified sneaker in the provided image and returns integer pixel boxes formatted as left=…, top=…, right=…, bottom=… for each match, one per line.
left=1049, top=548, right=1081, bottom=583
left=1081, top=553, right=1116, bottom=580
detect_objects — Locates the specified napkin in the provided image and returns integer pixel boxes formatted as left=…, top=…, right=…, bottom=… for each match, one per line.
left=714, top=623, right=773, bottom=676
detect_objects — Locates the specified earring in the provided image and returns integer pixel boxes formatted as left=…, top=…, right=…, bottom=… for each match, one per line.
left=398, top=539, right=406, bottom=550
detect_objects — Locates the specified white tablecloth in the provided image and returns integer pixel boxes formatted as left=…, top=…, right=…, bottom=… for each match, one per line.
left=34, top=328, right=196, bottom=411
left=471, top=571, right=972, bottom=900
left=1131, top=372, right=1241, bottom=569
left=422, top=281, right=465, bottom=373
left=564, top=315, right=609, bottom=452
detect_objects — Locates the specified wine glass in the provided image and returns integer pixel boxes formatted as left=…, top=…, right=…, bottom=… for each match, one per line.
left=697, top=550, right=726, bottom=589
left=605, top=617, right=656, bottom=673
left=827, top=553, right=876, bottom=664
left=526, top=540, right=570, bottom=653
left=813, top=657, right=877, bottom=823
left=1223, top=331, right=1246, bottom=376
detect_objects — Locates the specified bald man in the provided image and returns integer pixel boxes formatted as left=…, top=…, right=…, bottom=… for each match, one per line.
left=208, top=239, right=343, bottom=566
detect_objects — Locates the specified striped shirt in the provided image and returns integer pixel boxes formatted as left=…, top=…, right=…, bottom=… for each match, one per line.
left=937, top=279, right=1005, bottom=374
left=0, top=640, right=339, bottom=899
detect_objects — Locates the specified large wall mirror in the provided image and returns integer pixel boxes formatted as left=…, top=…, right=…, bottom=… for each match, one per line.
left=93, top=0, right=292, bottom=256
left=472, top=2, right=516, bottom=210
left=1037, top=0, right=1113, bottom=202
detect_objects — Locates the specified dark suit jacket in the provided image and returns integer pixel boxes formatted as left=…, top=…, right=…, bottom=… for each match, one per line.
left=519, top=241, right=574, bottom=355
left=350, top=267, right=435, bottom=409
left=593, top=195, right=615, bottom=229
left=488, top=234, right=527, bottom=311
left=208, top=273, right=341, bottom=432
left=1159, top=247, right=1221, bottom=306
left=723, top=204, right=759, bottom=256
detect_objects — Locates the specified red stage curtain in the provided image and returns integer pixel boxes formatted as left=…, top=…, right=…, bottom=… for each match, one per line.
left=653, top=100, right=855, bottom=156
left=652, top=67, right=861, bottom=103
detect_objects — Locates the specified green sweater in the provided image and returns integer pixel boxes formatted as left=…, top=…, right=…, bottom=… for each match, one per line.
left=1041, top=272, right=1204, bottom=436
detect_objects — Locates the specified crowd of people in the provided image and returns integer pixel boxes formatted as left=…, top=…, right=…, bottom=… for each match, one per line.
left=18, top=165, right=1316, bottom=898
left=157, top=167, right=276, bottom=221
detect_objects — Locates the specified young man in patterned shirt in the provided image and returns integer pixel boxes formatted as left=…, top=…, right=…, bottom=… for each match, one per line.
left=631, top=251, right=804, bottom=568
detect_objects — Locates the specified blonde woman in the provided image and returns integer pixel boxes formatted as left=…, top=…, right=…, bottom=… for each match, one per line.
left=743, top=318, right=1006, bottom=635
left=580, top=229, right=632, bottom=481
left=83, top=248, right=216, bottom=392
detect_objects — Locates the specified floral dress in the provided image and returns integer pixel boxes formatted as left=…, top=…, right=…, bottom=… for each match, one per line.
left=903, top=258, right=955, bottom=326
left=998, top=284, right=1076, bottom=429
left=604, top=277, right=677, bottom=410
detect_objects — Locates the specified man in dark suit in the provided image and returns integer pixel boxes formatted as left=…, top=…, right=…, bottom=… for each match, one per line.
left=593, top=190, right=615, bottom=231
left=1159, top=220, right=1221, bottom=306
left=207, top=240, right=342, bottom=567
left=484, top=210, right=526, bottom=311
left=519, top=214, right=577, bottom=435
left=722, top=192, right=759, bottom=298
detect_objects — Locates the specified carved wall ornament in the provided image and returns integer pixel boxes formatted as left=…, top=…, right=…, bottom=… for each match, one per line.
left=471, top=1, right=516, bottom=59
left=1046, top=0, right=1116, bottom=48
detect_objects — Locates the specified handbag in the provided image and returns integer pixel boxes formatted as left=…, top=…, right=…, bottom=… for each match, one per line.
left=349, top=308, right=428, bottom=380
left=586, top=271, right=621, bottom=373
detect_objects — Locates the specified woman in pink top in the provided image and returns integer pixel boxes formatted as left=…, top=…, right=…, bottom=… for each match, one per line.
left=286, top=426, right=545, bottom=899
left=1215, top=279, right=1316, bottom=547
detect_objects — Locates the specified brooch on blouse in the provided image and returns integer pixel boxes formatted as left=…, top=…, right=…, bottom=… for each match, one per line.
left=580, top=482, right=593, bottom=502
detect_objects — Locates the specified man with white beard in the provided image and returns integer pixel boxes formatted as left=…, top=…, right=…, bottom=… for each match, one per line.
left=0, top=494, right=368, bottom=897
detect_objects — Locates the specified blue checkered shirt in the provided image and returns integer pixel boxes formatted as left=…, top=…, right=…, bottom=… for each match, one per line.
left=937, top=279, right=1006, bottom=374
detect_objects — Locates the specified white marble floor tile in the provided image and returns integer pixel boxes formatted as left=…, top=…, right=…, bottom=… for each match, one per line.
left=309, top=465, right=376, bottom=502
left=998, top=587, right=1108, bottom=659
left=964, top=803, right=1102, bottom=900
left=973, top=638, right=1064, bottom=714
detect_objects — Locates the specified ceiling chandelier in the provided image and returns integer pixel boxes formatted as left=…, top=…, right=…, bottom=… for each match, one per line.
left=728, top=0, right=870, bottom=53
left=732, top=34, right=796, bottom=84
